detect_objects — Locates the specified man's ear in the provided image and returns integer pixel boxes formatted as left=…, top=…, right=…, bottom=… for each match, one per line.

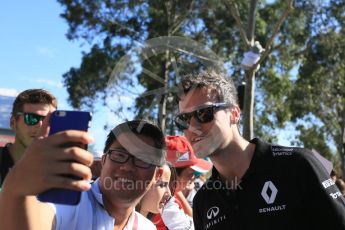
left=154, top=167, right=164, bottom=182
left=10, top=115, right=16, bottom=131
left=101, top=154, right=106, bottom=166
left=230, top=106, right=241, bottom=124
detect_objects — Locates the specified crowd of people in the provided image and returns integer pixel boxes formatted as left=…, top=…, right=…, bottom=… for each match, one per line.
left=0, top=70, right=345, bottom=230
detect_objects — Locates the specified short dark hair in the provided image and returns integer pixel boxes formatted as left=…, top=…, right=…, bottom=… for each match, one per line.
left=178, top=70, right=239, bottom=107
left=103, top=120, right=166, bottom=165
left=12, top=89, right=57, bottom=116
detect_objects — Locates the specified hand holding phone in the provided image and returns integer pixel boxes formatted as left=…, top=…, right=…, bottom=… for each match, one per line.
left=37, top=110, right=92, bottom=205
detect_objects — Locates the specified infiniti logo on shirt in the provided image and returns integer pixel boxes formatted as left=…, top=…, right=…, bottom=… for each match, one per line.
left=207, top=206, right=219, bottom=219
left=205, top=206, right=227, bottom=230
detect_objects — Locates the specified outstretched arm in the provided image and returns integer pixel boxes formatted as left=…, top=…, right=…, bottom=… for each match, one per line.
left=0, top=115, right=94, bottom=230
left=175, top=191, right=193, bottom=217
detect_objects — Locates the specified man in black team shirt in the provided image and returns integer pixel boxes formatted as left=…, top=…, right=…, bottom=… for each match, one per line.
left=0, top=89, right=57, bottom=188
left=174, top=70, right=345, bottom=230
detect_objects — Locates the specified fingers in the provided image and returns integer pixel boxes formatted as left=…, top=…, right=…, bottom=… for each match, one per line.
left=47, top=161, right=93, bottom=181
left=32, top=130, right=94, bottom=167
left=46, top=130, right=94, bottom=147
left=49, top=175, right=92, bottom=191
left=50, top=146, right=94, bottom=166
left=37, top=161, right=93, bottom=193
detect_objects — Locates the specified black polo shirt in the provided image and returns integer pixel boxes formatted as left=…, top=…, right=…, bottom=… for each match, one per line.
left=193, top=138, right=345, bottom=230
left=0, top=144, right=14, bottom=187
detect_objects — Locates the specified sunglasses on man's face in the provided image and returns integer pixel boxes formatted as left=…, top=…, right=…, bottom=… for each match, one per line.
left=174, top=102, right=231, bottom=130
left=16, top=112, right=46, bottom=126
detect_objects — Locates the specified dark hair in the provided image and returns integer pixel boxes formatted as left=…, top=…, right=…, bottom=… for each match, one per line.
left=175, top=166, right=189, bottom=177
left=103, top=120, right=166, bottom=166
left=336, top=178, right=345, bottom=195
left=331, top=169, right=337, bottom=178
left=168, top=163, right=177, bottom=196
left=12, top=89, right=57, bottom=116
left=178, top=70, right=239, bottom=107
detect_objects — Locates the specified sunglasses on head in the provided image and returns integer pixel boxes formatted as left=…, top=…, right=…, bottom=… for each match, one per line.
left=16, top=112, right=46, bottom=126
left=174, top=102, right=231, bottom=130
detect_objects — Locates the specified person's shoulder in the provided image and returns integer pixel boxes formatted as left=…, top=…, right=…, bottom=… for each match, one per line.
left=0, top=144, right=11, bottom=156
left=135, top=211, right=156, bottom=229
left=273, top=145, right=324, bottom=166
left=253, top=138, right=325, bottom=169
left=263, top=139, right=312, bottom=161
left=270, top=143, right=332, bottom=174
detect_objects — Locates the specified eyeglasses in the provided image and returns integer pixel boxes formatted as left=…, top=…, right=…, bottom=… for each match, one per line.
left=174, top=102, right=231, bottom=130
left=106, top=149, right=155, bottom=169
left=16, top=112, right=46, bottom=126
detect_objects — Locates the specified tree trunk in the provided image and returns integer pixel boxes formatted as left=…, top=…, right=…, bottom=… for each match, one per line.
left=340, top=118, right=345, bottom=178
left=242, top=0, right=258, bottom=140
left=243, top=69, right=255, bottom=140
left=158, top=49, right=170, bottom=132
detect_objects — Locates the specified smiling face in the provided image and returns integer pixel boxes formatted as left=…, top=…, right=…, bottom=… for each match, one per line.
left=99, top=132, right=160, bottom=206
left=178, top=87, right=234, bottom=158
left=10, top=103, right=55, bottom=149
left=139, top=165, right=171, bottom=215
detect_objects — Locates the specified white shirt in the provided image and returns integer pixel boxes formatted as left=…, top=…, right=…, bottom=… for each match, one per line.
left=161, top=196, right=194, bottom=230
left=51, top=179, right=155, bottom=230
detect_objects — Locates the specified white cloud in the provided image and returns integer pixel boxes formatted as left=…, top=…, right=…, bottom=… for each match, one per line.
left=0, top=88, right=19, bottom=97
left=30, top=78, right=63, bottom=88
left=37, top=47, right=56, bottom=59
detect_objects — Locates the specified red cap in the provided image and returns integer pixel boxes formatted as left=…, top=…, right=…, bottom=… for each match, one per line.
left=165, top=136, right=213, bottom=173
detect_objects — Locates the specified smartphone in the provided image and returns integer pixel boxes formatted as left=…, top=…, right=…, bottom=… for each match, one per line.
left=37, top=110, right=92, bottom=205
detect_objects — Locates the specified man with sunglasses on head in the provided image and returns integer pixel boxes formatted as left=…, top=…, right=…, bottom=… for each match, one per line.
left=175, top=70, right=345, bottom=229
left=0, top=88, right=57, bottom=187
left=0, top=119, right=165, bottom=230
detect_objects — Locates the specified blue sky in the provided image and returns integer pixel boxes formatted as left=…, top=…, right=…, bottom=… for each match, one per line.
left=0, top=0, right=110, bottom=154
left=0, top=0, right=83, bottom=107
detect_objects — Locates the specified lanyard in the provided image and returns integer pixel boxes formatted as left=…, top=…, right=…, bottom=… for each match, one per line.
left=132, top=213, right=138, bottom=230
left=88, top=181, right=138, bottom=230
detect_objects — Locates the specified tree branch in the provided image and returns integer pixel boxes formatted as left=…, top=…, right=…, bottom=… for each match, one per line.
left=223, top=0, right=250, bottom=48
left=253, top=0, right=294, bottom=70
left=247, top=0, right=259, bottom=44
left=171, top=0, right=195, bottom=35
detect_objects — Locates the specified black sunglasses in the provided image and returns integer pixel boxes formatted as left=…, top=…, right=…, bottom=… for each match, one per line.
left=16, top=112, right=46, bottom=126
left=174, top=102, right=231, bottom=130
left=106, top=149, right=155, bottom=169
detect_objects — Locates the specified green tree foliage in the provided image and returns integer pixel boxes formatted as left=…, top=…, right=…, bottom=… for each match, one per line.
left=256, top=0, right=345, bottom=173
left=58, top=0, right=345, bottom=173
left=59, top=0, right=219, bottom=131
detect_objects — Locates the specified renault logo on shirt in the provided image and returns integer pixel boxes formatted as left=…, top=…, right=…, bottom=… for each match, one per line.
left=207, top=206, right=219, bottom=219
left=261, top=181, right=278, bottom=204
